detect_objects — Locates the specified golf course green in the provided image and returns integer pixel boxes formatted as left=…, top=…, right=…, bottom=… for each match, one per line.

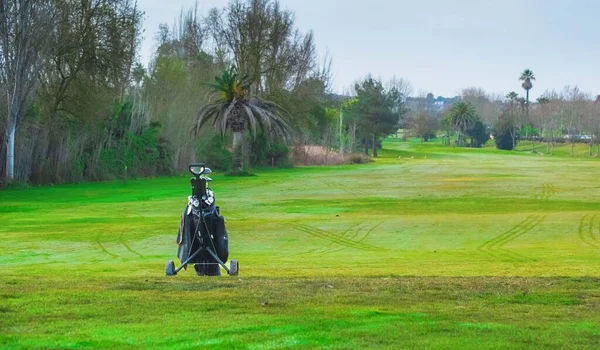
left=1, top=138, right=599, bottom=348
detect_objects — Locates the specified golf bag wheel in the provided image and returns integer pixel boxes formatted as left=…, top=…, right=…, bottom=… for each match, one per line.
left=229, top=260, right=239, bottom=276
left=166, top=260, right=176, bottom=276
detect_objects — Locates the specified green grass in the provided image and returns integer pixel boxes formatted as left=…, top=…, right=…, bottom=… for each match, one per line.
left=1, top=138, right=600, bottom=348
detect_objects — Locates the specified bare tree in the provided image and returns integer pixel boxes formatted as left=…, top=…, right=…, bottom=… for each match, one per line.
left=461, top=87, right=502, bottom=127
left=560, top=86, right=589, bottom=156
left=387, top=76, right=413, bottom=102
left=407, top=112, right=439, bottom=142
left=207, top=0, right=317, bottom=94
left=0, top=0, right=54, bottom=182
left=590, top=100, right=600, bottom=156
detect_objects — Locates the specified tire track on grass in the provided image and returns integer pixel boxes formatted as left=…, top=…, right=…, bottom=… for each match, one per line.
left=317, top=178, right=366, bottom=197
left=290, top=223, right=383, bottom=252
left=307, top=222, right=363, bottom=254
left=119, top=232, right=144, bottom=257
left=578, top=214, right=600, bottom=250
left=327, top=221, right=385, bottom=253
left=477, top=214, right=545, bottom=261
left=593, top=216, right=600, bottom=246
left=118, top=213, right=145, bottom=257
left=483, top=215, right=545, bottom=261
left=478, top=215, right=536, bottom=251
left=495, top=215, right=546, bottom=260
left=95, top=234, right=118, bottom=258
left=532, top=183, right=557, bottom=201
left=356, top=221, right=384, bottom=243
left=495, top=215, right=546, bottom=248
left=320, top=221, right=378, bottom=254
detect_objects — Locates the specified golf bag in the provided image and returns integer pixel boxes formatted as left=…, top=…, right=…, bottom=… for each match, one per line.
left=175, top=167, right=229, bottom=276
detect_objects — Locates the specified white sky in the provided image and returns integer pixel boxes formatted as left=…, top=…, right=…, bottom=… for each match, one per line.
left=139, top=0, right=600, bottom=99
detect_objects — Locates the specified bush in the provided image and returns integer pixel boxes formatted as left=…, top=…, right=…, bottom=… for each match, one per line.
left=407, top=113, right=439, bottom=142
left=267, top=142, right=292, bottom=167
left=423, top=131, right=437, bottom=142
left=4, top=181, right=29, bottom=190
left=292, top=145, right=345, bottom=166
left=199, top=134, right=232, bottom=171
left=225, top=169, right=256, bottom=177
left=249, top=132, right=269, bottom=167
left=468, top=120, right=490, bottom=148
left=493, top=118, right=516, bottom=150
left=98, top=122, right=172, bottom=179
left=249, top=132, right=292, bottom=168
left=349, top=153, right=369, bottom=164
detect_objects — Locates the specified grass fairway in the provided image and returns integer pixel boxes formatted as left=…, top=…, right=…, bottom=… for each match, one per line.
left=1, top=138, right=600, bottom=348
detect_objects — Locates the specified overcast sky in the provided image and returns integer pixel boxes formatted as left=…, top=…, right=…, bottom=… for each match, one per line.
left=139, top=0, right=600, bottom=99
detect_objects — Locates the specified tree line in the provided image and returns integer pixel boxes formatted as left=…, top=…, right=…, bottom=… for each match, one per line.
left=1, top=0, right=405, bottom=185
left=3, top=1, right=598, bottom=186
left=1, top=0, right=142, bottom=184
left=405, top=69, right=600, bottom=156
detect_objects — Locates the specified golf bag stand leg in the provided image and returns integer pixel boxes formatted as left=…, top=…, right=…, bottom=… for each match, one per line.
left=166, top=247, right=204, bottom=276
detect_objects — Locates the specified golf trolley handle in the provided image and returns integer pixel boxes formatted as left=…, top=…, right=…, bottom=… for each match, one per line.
left=189, top=163, right=206, bottom=176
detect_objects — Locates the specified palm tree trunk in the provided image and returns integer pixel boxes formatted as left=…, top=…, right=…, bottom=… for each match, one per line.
left=232, top=131, right=244, bottom=171
left=526, top=89, right=530, bottom=118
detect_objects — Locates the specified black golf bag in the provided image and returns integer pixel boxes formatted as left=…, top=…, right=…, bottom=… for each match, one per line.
left=172, top=164, right=230, bottom=276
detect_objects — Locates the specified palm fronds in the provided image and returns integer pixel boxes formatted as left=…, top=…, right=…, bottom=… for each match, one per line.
left=194, top=67, right=292, bottom=142
left=202, top=66, right=252, bottom=102
left=519, top=69, right=535, bottom=92
left=446, top=101, right=478, bottom=142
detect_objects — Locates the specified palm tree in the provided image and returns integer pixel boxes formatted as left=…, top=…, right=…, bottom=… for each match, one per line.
left=519, top=69, right=535, bottom=114
left=536, top=97, right=549, bottom=105
left=506, top=91, right=518, bottom=102
left=194, top=67, right=292, bottom=172
left=446, top=101, right=477, bottom=146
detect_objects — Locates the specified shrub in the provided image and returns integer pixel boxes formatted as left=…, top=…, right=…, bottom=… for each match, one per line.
left=225, top=169, right=256, bottom=177
left=98, top=122, right=172, bottom=179
left=199, top=134, right=232, bottom=171
left=267, top=142, right=292, bottom=167
left=292, top=145, right=345, bottom=166
left=349, top=153, right=369, bottom=164
left=249, top=132, right=269, bottom=167
left=4, top=181, right=29, bottom=190
left=468, top=120, right=490, bottom=148
left=493, top=118, right=516, bottom=150
left=249, top=132, right=292, bottom=168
